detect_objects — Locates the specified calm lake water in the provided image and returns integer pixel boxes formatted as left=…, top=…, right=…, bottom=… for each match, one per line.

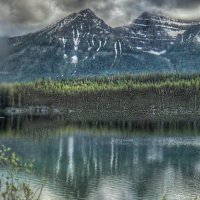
left=0, top=117, right=200, bottom=200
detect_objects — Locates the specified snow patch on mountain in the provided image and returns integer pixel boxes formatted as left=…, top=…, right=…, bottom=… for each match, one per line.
left=146, top=50, right=167, bottom=55
left=59, top=37, right=67, bottom=48
left=73, top=29, right=81, bottom=51
left=97, top=40, right=102, bottom=52
left=195, top=35, right=200, bottom=43
left=63, top=54, right=68, bottom=59
left=71, top=55, right=78, bottom=64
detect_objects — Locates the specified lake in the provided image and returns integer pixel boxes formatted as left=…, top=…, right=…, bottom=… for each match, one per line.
left=0, top=116, right=200, bottom=200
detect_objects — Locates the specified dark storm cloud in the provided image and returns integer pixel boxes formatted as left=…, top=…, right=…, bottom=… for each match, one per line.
left=0, top=0, right=55, bottom=24
left=0, top=0, right=200, bottom=36
left=148, top=0, right=200, bottom=9
left=0, top=0, right=59, bottom=36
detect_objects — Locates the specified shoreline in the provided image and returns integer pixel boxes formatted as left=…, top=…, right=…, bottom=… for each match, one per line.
left=0, top=74, right=200, bottom=122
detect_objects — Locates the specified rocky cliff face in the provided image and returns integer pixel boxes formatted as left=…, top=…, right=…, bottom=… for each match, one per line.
left=1, top=9, right=200, bottom=82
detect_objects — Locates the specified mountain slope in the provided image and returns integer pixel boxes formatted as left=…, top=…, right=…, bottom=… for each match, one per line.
left=0, top=9, right=200, bottom=82
left=116, top=12, right=199, bottom=53
left=166, top=24, right=200, bottom=72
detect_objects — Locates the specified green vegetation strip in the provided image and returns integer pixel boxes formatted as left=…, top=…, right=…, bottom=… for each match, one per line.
left=1, top=74, right=200, bottom=95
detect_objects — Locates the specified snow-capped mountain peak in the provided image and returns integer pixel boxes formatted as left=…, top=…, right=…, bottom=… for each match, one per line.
left=115, top=11, right=200, bottom=52
left=79, top=8, right=96, bottom=17
left=2, top=9, right=200, bottom=82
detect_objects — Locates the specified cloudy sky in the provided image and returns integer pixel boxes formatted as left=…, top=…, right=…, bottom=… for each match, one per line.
left=0, top=0, right=200, bottom=37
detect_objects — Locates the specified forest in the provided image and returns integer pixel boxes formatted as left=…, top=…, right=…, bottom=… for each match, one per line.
left=0, top=74, right=200, bottom=122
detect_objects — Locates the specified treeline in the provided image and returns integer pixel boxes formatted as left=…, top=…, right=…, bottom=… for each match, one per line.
left=19, top=73, right=200, bottom=95
left=1, top=73, right=200, bottom=108
left=0, top=84, right=16, bottom=108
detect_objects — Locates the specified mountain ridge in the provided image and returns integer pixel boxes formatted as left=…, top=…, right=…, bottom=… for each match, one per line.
left=1, top=9, right=200, bottom=82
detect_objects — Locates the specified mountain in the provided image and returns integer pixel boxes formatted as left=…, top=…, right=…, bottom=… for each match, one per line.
left=176, top=24, right=200, bottom=43
left=116, top=12, right=199, bottom=52
left=166, top=24, right=200, bottom=72
left=0, top=9, right=200, bottom=82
